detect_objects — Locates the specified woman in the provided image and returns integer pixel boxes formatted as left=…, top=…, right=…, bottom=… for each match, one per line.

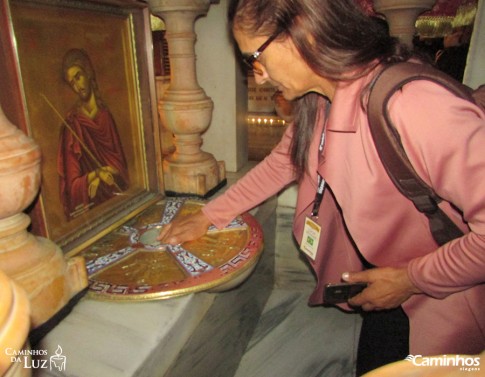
left=159, top=0, right=485, bottom=373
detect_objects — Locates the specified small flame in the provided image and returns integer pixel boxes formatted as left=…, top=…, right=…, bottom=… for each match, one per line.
left=55, top=345, right=62, bottom=357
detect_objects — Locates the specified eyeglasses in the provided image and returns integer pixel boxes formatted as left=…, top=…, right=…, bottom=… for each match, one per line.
left=242, top=33, right=279, bottom=75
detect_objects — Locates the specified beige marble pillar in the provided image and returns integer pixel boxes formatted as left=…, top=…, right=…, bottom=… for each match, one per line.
left=374, top=0, right=437, bottom=47
left=0, top=104, right=87, bottom=330
left=148, top=0, right=226, bottom=197
left=0, top=269, right=31, bottom=377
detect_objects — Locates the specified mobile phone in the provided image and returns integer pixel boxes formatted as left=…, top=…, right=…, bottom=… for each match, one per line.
left=324, top=282, right=367, bottom=304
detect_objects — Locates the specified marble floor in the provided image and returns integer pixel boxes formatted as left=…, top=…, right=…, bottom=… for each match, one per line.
left=32, top=163, right=363, bottom=377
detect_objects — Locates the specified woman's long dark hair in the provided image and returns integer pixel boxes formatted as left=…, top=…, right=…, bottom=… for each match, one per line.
left=228, top=0, right=410, bottom=179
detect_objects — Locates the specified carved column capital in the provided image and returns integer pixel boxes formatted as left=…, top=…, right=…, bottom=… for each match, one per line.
left=374, top=0, right=437, bottom=47
left=148, top=0, right=211, bottom=14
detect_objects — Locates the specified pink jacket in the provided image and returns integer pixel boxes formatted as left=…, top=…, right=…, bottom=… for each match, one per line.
left=203, top=67, right=485, bottom=355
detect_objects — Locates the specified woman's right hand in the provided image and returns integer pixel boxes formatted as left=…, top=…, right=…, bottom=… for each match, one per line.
left=157, top=209, right=213, bottom=245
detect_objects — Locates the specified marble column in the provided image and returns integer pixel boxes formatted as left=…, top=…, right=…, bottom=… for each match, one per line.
left=148, top=0, right=226, bottom=197
left=0, top=269, right=31, bottom=377
left=0, top=104, right=88, bottom=330
left=374, top=0, right=437, bottom=47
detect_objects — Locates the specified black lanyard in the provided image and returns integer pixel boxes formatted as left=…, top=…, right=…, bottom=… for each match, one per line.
left=310, top=101, right=330, bottom=218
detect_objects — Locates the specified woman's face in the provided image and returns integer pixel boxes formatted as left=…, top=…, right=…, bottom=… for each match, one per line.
left=233, top=27, right=336, bottom=101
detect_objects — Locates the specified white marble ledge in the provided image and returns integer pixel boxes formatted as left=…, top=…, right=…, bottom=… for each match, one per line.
left=34, top=293, right=214, bottom=377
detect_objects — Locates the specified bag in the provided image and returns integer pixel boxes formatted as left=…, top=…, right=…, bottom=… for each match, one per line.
left=367, top=62, right=481, bottom=246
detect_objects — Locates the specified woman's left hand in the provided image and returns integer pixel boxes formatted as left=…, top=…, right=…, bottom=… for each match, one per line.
left=342, top=267, right=422, bottom=311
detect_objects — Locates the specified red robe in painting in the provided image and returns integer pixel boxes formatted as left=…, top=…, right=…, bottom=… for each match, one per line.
left=57, top=106, right=129, bottom=220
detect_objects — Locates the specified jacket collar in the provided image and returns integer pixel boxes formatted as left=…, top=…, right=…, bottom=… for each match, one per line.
left=326, top=68, right=377, bottom=133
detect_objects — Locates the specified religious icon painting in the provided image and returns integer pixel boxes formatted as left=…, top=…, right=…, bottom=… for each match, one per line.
left=0, top=0, right=162, bottom=254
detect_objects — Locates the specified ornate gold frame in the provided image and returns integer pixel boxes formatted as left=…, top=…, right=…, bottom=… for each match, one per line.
left=0, top=0, right=163, bottom=255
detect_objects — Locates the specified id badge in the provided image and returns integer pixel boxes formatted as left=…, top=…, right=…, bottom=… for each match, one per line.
left=300, top=217, right=321, bottom=260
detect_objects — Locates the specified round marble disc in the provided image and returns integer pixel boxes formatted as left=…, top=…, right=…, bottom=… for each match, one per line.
left=77, top=198, right=264, bottom=301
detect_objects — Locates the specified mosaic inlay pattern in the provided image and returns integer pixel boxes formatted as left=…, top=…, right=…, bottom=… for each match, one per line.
left=78, top=198, right=264, bottom=301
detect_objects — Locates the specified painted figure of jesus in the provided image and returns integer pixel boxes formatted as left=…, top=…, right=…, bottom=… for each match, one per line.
left=58, top=48, right=129, bottom=220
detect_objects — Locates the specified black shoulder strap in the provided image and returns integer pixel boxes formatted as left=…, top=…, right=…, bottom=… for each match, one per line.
left=367, top=62, right=473, bottom=246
